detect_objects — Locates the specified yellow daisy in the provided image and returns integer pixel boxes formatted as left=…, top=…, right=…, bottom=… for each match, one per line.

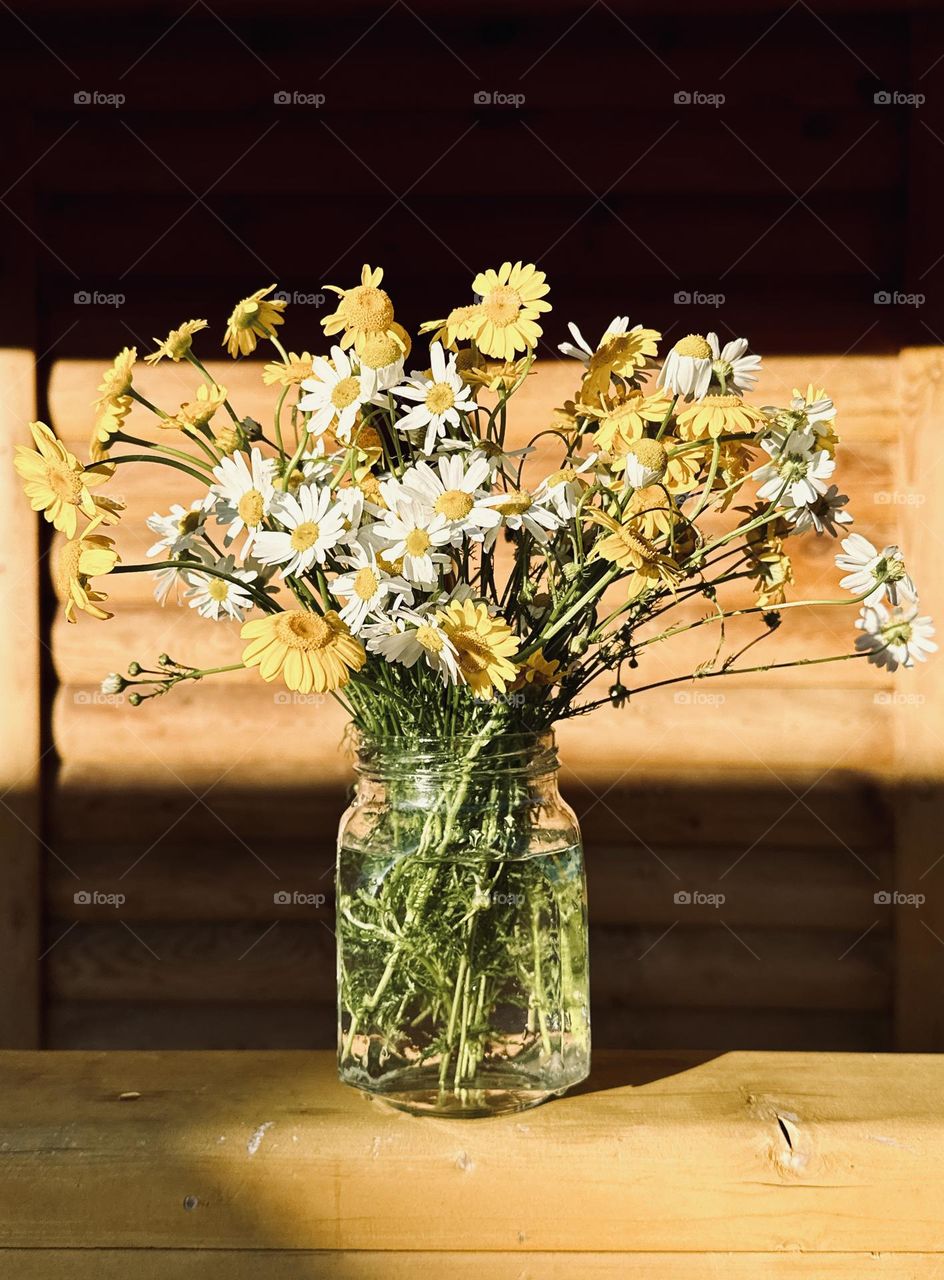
left=588, top=388, right=674, bottom=451
left=436, top=599, right=520, bottom=700
left=588, top=510, right=679, bottom=599
left=262, top=351, right=315, bottom=387
left=241, top=609, right=365, bottom=694
left=321, top=264, right=403, bottom=356
left=55, top=515, right=119, bottom=623
left=212, top=423, right=244, bottom=456
left=745, top=522, right=793, bottom=608
left=94, top=347, right=136, bottom=411
left=624, top=484, right=677, bottom=539
left=420, top=305, right=484, bottom=350
left=675, top=394, right=765, bottom=442
left=89, top=396, right=132, bottom=462
left=580, top=326, right=661, bottom=405
left=358, top=323, right=412, bottom=373
left=660, top=437, right=703, bottom=496
left=470, top=261, right=551, bottom=360
left=514, top=648, right=561, bottom=688
left=14, top=421, right=112, bottom=537
left=223, top=285, right=287, bottom=358
left=461, top=356, right=532, bottom=393
left=166, top=383, right=228, bottom=430
left=144, top=320, right=208, bottom=366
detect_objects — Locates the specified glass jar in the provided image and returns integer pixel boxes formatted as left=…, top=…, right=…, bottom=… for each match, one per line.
left=336, top=727, right=590, bottom=1117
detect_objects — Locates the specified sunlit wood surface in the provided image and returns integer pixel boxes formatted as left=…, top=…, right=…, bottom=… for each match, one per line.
left=1, top=1049, right=943, bottom=1275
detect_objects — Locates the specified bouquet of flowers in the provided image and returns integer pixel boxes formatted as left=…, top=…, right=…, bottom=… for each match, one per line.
left=16, top=261, right=935, bottom=1114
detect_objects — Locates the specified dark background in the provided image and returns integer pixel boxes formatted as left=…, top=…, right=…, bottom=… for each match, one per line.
left=2, top=0, right=943, bottom=362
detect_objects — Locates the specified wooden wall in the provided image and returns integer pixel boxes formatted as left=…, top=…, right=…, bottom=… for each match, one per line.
left=1, top=0, right=943, bottom=1049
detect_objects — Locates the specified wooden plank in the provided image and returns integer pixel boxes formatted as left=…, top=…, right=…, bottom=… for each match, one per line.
left=4, top=1249, right=942, bottom=1278
left=0, top=345, right=42, bottom=1045
left=44, top=1000, right=888, bottom=1053
left=0, top=1050, right=942, bottom=1251
left=892, top=348, right=944, bottom=1049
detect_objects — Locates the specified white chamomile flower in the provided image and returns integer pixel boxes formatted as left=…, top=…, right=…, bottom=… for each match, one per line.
left=855, top=599, right=937, bottom=672
left=253, top=483, right=347, bottom=577
left=208, top=448, right=277, bottom=551
left=534, top=455, right=597, bottom=520
left=657, top=334, right=714, bottom=400
left=373, top=499, right=453, bottom=585
left=791, top=385, right=836, bottom=429
left=481, top=489, right=561, bottom=548
left=185, top=555, right=258, bottom=622
left=400, top=453, right=500, bottom=544
left=836, top=533, right=915, bottom=607
left=100, top=673, right=124, bottom=696
left=364, top=611, right=459, bottom=686
left=707, top=333, right=762, bottom=395
left=146, top=501, right=205, bottom=559
left=392, top=342, right=475, bottom=455
left=298, top=346, right=372, bottom=442
left=754, top=429, right=835, bottom=509
left=784, top=485, right=852, bottom=537
left=331, top=544, right=414, bottom=633
left=558, top=316, right=630, bottom=364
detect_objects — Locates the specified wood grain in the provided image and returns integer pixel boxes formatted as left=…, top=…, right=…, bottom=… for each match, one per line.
left=0, top=1050, right=942, bottom=1254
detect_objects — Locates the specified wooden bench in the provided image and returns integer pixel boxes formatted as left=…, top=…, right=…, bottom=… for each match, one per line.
left=1, top=1049, right=942, bottom=1275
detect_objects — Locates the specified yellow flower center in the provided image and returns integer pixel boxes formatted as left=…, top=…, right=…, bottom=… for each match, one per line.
left=339, top=284, right=394, bottom=333
left=453, top=632, right=492, bottom=675
left=290, top=521, right=320, bottom=552
left=274, top=611, right=333, bottom=650
left=481, top=285, right=522, bottom=328
left=425, top=383, right=456, bottom=415
left=47, top=461, right=85, bottom=503
left=331, top=376, right=361, bottom=410
left=177, top=510, right=202, bottom=536
left=377, top=550, right=403, bottom=574
left=207, top=578, right=230, bottom=602
left=416, top=624, right=444, bottom=654
left=626, top=438, right=668, bottom=475
left=493, top=493, right=532, bottom=516
left=358, top=332, right=401, bottom=369
left=405, top=528, right=431, bottom=557
left=434, top=489, right=474, bottom=520
left=674, top=334, right=711, bottom=359
left=546, top=467, right=577, bottom=488
left=353, top=566, right=379, bottom=601
left=237, top=489, right=265, bottom=527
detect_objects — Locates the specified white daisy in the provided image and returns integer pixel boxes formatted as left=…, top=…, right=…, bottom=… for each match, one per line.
left=207, top=448, right=277, bottom=551
left=185, top=555, right=258, bottom=622
left=534, top=456, right=598, bottom=520
left=399, top=454, right=500, bottom=544
left=558, top=316, right=630, bottom=364
left=331, top=543, right=413, bottom=633
left=392, top=342, right=476, bottom=455
left=146, top=501, right=205, bottom=559
left=791, top=386, right=836, bottom=430
left=754, top=430, right=835, bottom=509
left=836, top=533, right=915, bottom=607
left=783, top=485, right=852, bottom=536
left=372, top=499, right=453, bottom=585
left=253, top=483, right=348, bottom=577
left=298, top=346, right=372, bottom=442
left=364, top=611, right=459, bottom=685
left=707, top=333, right=762, bottom=395
left=657, top=334, right=713, bottom=400
left=481, top=489, right=561, bottom=548
left=855, top=599, right=937, bottom=672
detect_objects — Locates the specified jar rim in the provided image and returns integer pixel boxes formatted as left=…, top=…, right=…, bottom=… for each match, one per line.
left=346, top=725, right=558, bottom=776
